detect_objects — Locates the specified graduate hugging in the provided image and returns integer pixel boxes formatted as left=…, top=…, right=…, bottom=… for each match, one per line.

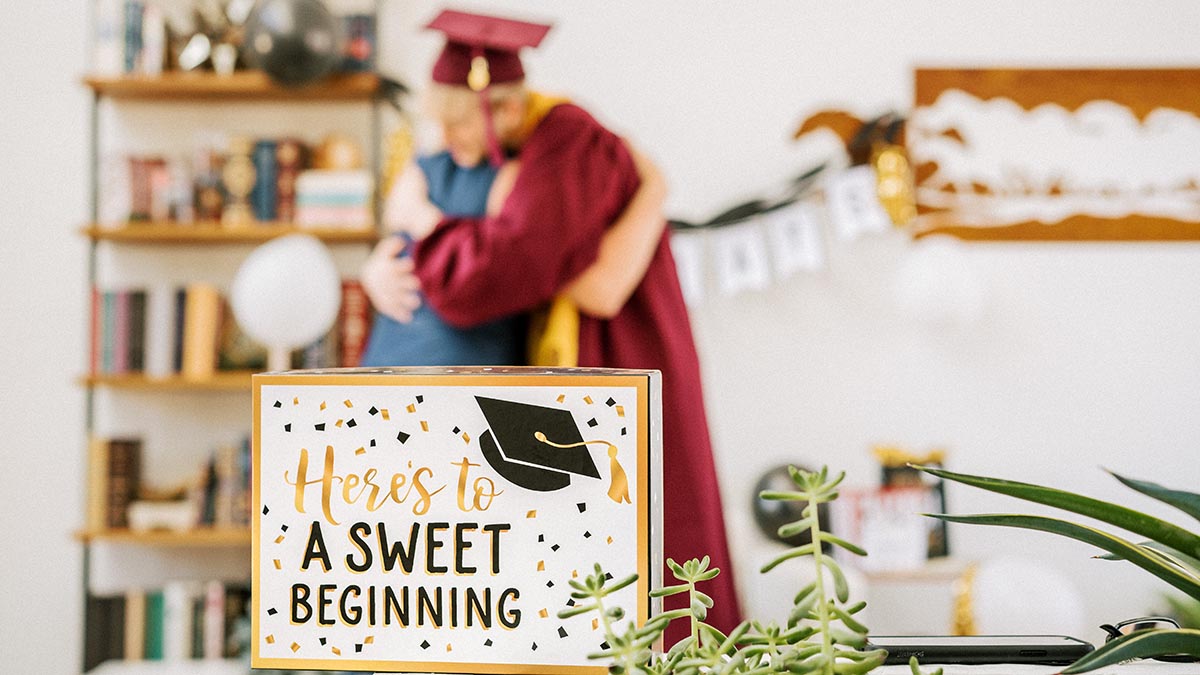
left=359, top=8, right=743, bottom=641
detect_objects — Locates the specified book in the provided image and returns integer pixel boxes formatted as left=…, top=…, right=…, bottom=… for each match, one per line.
left=216, top=297, right=267, bottom=371
left=162, top=581, right=194, bottom=660
left=101, top=290, right=117, bottom=373
left=127, top=289, right=147, bottom=372
left=171, top=286, right=186, bottom=373
left=144, top=589, right=164, bottom=660
left=275, top=139, right=305, bottom=223
left=124, top=588, right=146, bottom=660
left=251, top=140, right=278, bottom=222
left=144, top=285, right=175, bottom=378
left=83, top=594, right=126, bottom=671
left=181, top=283, right=222, bottom=379
left=338, top=279, right=369, bottom=367
left=106, top=438, right=142, bottom=529
left=86, top=436, right=110, bottom=532
left=113, top=290, right=130, bottom=373
left=202, top=580, right=226, bottom=659
left=122, top=0, right=144, bottom=74
left=89, top=287, right=102, bottom=375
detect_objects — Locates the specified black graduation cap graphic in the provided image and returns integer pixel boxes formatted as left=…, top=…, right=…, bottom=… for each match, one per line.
left=475, top=396, right=601, bottom=492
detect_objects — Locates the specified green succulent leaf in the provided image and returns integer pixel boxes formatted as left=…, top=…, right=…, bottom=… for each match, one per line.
left=557, top=604, right=598, bottom=619
left=929, top=513, right=1200, bottom=600
left=916, top=465, right=1200, bottom=559
left=761, top=544, right=815, bottom=573
left=778, top=518, right=815, bottom=539
left=822, top=533, right=868, bottom=556
left=649, top=583, right=690, bottom=598
left=909, top=655, right=943, bottom=675
left=1108, top=470, right=1200, bottom=525
left=1060, top=628, right=1200, bottom=673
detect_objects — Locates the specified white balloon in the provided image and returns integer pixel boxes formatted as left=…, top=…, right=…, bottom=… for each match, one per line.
left=230, top=234, right=342, bottom=351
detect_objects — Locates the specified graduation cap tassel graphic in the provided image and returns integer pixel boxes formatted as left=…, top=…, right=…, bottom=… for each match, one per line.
left=533, top=433, right=631, bottom=504
left=474, top=396, right=628, bottom=502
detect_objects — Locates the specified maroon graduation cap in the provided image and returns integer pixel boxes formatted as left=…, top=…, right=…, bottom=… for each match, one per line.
left=425, top=9, right=553, bottom=165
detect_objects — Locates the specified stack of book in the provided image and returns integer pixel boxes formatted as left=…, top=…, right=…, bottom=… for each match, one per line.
left=89, top=279, right=370, bottom=379
left=295, top=169, right=375, bottom=229
left=84, top=581, right=251, bottom=670
left=86, top=437, right=142, bottom=532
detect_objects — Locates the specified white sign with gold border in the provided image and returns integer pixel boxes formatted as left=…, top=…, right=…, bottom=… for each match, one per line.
left=252, top=367, right=662, bottom=673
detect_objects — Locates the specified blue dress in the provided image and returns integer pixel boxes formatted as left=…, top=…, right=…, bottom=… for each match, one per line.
left=360, top=152, right=522, bottom=366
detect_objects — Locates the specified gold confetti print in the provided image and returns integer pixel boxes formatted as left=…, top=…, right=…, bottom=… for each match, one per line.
left=365, top=636, right=375, bottom=644
left=381, top=408, right=390, bottom=420
left=290, top=642, right=300, bottom=652
left=343, top=399, right=353, bottom=408
left=407, top=403, right=416, bottom=413
left=537, top=560, right=545, bottom=571
left=616, top=405, right=625, bottom=417
left=556, top=394, right=566, bottom=403
left=526, top=510, right=537, bottom=518
left=273, top=559, right=281, bottom=569
left=332, top=646, right=341, bottom=656
left=274, top=535, right=285, bottom=544
left=266, top=635, right=275, bottom=644
left=420, top=420, right=429, bottom=432
left=583, top=395, right=593, bottom=404
left=461, top=432, right=471, bottom=443
left=355, top=447, right=366, bottom=456
left=538, top=608, right=548, bottom=618
left=320, top=402, right=327, bottom=411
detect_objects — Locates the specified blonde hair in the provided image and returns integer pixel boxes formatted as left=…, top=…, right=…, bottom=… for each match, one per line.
left=424, top=81, right=527, bottom=123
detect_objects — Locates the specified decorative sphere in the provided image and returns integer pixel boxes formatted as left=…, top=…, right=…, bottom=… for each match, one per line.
left=230, top=234, right=342, bottom=350
left=244, top=0, right=343, bottom=87
left=752, top=465, right=829, bottom=548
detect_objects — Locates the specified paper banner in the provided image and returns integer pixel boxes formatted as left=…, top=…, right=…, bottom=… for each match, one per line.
left=713, top=223, right=771, bottom=297
left=669, top=231, right=705, bottom=308
left=764, top=201, right=825, bottom=278
left=825, top=165, right=892, bottom=240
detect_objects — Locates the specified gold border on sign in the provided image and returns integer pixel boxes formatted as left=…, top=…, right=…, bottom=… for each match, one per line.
left=251, top=370, right=654, bottom=675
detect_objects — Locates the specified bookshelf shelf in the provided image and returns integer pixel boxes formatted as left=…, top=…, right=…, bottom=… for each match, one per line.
left=89, top=657, right=249, bottom=675
left=84, top=71, right=381, bottom=101
left=84, top=222, right=378, bottom=244
left=82, top=372, right=255, bottom=391
left=77, top=527, right=251, bottom=547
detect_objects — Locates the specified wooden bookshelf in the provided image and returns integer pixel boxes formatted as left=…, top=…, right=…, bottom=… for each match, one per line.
left=76, top=527, right=251, bottom=547
left=83, top=222, right=378, bottom=244
left=84, top=70, right=381, bottom=101
left=82, top=371, right=255, bottom=391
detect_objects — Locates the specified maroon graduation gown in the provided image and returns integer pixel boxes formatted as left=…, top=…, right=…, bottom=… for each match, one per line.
left=413, top=103, right=742, bottom=638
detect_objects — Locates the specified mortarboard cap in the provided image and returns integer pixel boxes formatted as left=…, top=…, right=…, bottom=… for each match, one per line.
left=426, top=9, right=552, bottom=91
left=475, top=396, right=601, bottom=492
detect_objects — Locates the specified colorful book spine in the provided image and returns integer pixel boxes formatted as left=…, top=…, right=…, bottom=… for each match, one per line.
left=251, top=140, right=278, bottom=222
left=106, top=438, right=141, bottom=529
left=338, top=279, right=370, bottom=367
left=342, top=14, right=376, bottom=72
left=127, top=289, right=147, bottom=372
left=124, top=588, right=146, bottom=660
left=90, top=287, right=102, bottom=375
left=181, top=284, right=222, bottom=380
left=143, top=589, right=164, bottom=660
left=102, top=290, right=117, bottom=374
left=86, top=436, right=110, bottom=532
left=122, top=0, right=144, bottom=74
left=275, top=139, right=304, bottom=223
left=113, top=290, right=130, bottom=373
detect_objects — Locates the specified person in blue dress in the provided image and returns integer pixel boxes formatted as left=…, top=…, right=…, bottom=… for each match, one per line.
left=360, top=138, right=669, bottom=367
left=360, top=151, right=522, bottom=366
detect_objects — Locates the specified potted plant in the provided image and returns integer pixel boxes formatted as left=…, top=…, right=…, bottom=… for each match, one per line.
left=915, top=465, right=1200, bottom=672
left=558, top=466, right=939, bottom=675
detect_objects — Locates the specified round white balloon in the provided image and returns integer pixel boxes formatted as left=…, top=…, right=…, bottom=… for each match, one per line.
left=230, top=234, right=342, bottom=350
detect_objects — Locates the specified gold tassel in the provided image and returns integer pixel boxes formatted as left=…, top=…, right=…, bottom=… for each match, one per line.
left=527, top=295, right=579, bottom=367
left=534, top=433, right=630, bottom=504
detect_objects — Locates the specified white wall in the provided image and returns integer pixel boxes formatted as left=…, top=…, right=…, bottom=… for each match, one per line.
left=4, top=1, right=1200, bottom=672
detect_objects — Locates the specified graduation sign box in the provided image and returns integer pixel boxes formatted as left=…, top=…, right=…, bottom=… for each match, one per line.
left=252, top=368, right=662, bottom=673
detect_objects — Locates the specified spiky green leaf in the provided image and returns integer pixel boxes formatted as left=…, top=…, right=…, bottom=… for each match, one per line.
left=1108, top=470, right=1200, bottom=524
left=917, top=465, right=1200, bottom=559
left=929, top=513, right=1200, bottom=600
left=822, top=533, right=868, bottom=556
